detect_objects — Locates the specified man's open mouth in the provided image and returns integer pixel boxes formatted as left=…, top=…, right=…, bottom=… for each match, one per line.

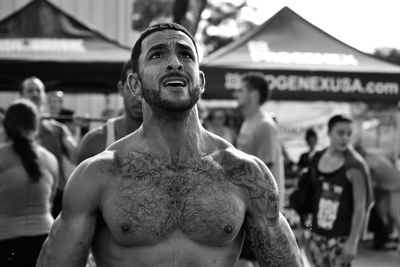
left=162, top=78, right=187, bottom=87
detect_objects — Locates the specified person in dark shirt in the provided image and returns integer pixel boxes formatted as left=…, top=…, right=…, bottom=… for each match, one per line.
left=297, top=127, right=318, bottom=173
left=306, top=114, right=373, bottom=267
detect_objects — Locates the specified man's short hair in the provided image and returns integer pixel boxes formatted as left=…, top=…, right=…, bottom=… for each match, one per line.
left=19, top=76, right=44, bottom=94
left=328, top=114, right=352, bottom=131
left=240, top=72, right=269, bottom=105
left=130, top=22, right=198, bottom=74
left=119, top=60, right=132, bottom=84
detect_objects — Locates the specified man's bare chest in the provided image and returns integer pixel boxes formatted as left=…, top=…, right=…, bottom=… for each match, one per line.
left=99, top=154, right=246, bottom=246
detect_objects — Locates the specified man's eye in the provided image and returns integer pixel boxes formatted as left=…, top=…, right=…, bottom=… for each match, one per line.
left=181, top=52, right=193, bottom=59
left=149, top=52, right=162, bottom=59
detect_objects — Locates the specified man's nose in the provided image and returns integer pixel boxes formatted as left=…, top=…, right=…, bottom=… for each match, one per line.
left=31, top=90, right=40, bottom=97
left=166, top=54, right=183, bottom=71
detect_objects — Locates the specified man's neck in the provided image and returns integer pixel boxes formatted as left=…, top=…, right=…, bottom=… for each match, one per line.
left=241, top=104, right=260, bottom=119
left=141, top=104, right=206, bottom=164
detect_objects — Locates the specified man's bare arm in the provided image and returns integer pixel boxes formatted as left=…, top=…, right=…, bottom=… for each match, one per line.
left=60, top=123, right=78, bottom=164
left=36, top=160, right=101, bottom=266
left=247, top=213, right=303, bottom=266
left=227, top=157, right=303, bottom=266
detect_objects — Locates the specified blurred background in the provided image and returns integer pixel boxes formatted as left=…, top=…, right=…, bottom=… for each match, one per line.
left=1, top=0, right=400, bottom=164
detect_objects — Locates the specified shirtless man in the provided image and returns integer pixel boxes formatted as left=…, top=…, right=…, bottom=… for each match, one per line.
left=36, top=23, right=302, bottom=267
left=77, top=60, right=143, bottom=163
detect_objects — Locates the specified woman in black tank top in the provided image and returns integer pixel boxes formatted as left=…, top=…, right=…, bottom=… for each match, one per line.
left=306, top=114, right=372, bottom=267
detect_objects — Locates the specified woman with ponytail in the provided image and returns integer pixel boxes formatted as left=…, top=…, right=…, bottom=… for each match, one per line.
left=0, top=99, right=59, bottom=267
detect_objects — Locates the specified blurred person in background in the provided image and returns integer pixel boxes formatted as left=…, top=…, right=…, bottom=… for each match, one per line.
left=46, top=90, right=89, bottom=139
left=234, top=72, right=285, bottom=210
left=100, top=94, right=119, bottom=119
left=305, top=114, right=373, bottom=267
left=234, top=72, right=286, bottom=267
left=0, top=107, right=4, bottom=122
left=288, top=127, right=320, bottom=231
left=355, top=144, right=400, bottom=251
left=20, top=76, right=77, bottom=218
left=47, top=90, right=71, bottom=123
left=77, top=60, right=143, bottom=163
left=297, top=127, right=319, bottom=174
left=0, top=99, right=58, bottom=266
left=204, top=108, right=236, bottom=145
left=0, top=107, right=5, bottom=143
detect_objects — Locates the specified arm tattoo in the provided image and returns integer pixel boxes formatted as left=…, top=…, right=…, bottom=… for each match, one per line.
left=225, top=161, right=271, bottom=200
left=248, top=221, right=301, bottom=267
left=219, top=154, right=301, bottom=265
left=265, top=181, right=279, bottom=225
left=224, top=159, right=279, bottom=225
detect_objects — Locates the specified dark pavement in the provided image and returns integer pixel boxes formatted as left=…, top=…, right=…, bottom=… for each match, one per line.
left=353, top=241, right=400, bottom=267
left=301, top=240, right=400, bottom=267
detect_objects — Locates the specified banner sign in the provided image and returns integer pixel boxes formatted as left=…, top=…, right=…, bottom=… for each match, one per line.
left=0, top=38, right=85, bottom=53
left=218, top=71, right=400, bottom=102
left=247, top=41, right=359, bottom=66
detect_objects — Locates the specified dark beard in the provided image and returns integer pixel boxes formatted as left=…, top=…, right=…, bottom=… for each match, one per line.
left=140, top=77, right=201, bottom=112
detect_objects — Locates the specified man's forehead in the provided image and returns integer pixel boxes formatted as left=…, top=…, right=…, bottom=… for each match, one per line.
left=141, top=30, right=196, bottom=52
left=23, top=79, right=43, bottom=89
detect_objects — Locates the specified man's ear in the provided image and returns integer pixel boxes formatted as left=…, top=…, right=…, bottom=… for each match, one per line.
left=199, top=71, right=206, bottom=94
left=127, top=73, right=142, bottom=96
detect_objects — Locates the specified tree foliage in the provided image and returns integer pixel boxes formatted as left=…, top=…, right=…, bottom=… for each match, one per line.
left=131, top=0, right=256, bottom=56
left=131, top=0, right=174, bottom=31
left=198, top=0, right=256, bottom=56
left=373, top=47, right=400, bottom=66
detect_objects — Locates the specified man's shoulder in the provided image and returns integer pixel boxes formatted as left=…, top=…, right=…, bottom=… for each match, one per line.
left=63, top=151, right=117, bottom=206
left=216, top=147, right=267, bottom=172
left=76, top=150, right=120, bottom=177
left=258, top=114, right=277, bottom=128
left=216, top=148, right=278, bottom=201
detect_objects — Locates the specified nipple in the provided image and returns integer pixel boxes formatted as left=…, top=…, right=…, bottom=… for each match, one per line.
left=224, top=225, right=233, bottom=234
left=121, top=223, right=131, bottom=233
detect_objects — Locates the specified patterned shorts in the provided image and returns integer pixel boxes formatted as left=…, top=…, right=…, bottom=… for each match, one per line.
left=306, top=232, right=351, bottom=267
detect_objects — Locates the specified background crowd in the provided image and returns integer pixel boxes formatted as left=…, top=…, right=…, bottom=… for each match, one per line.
left=0, top=64, right=399, bottom=266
